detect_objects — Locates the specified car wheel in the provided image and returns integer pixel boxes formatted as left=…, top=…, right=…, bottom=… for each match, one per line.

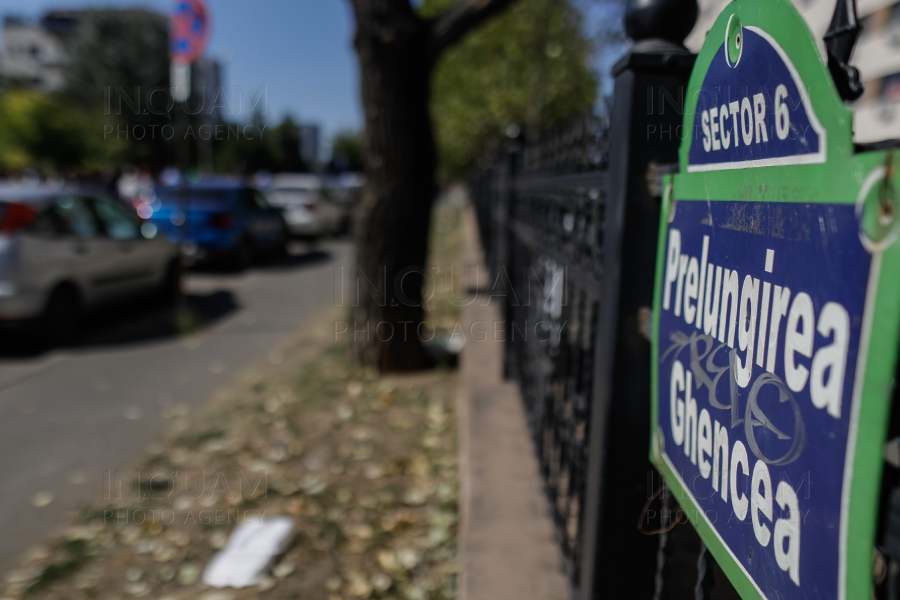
left=272, top=238, right=290, bottom=261
left=159, top=259, right=183, bottom=306
left=40, top=285, right=81, bottom=347
left=276, top=228, right=290, bottom=259
left=305, top=235, right=321, bottom=250
left=338, top=215, right=351, bottom=237
left=233, top=235, right=255, bottom=271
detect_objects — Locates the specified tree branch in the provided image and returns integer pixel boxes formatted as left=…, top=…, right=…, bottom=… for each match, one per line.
left=429, top=0, right=518, bottom=58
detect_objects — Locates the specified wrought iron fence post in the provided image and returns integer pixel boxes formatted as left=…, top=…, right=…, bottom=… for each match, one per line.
left=578, top=0, right=697, bottom=597
left=501, top=134, right=521, bottom=379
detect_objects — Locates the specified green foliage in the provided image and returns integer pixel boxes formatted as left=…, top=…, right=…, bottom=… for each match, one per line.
left=64, top=9, right=169, bottom=107
left=272, top=116, right=306, bottom=172
left=0, top=89, right=103, bottom=173
left=329, top=130, right=364, bottom=172
left=63, top=9, right=171, bottom=170
left=423, top=0, right=598, bottom=180
left=61, top=8, right=312, bottom=175
left=0, top=9, right=171, bottom=174
left=24, top=538, right=90, bottom=596
left=213, top=113, right=310, bottom=174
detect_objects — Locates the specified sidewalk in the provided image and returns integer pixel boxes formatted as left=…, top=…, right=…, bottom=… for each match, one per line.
left=1, top=196, right=569, bottom=600
left=2, top=201, right=467, bottom=600
left=456, top=205, right=569, bottom=600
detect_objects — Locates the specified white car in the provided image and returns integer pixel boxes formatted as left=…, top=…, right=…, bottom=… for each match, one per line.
left=266, top=174, right=347, bottom=240
left=330, top=172, right=364, bottom=216
left=0, top=186, right=181, bottom=344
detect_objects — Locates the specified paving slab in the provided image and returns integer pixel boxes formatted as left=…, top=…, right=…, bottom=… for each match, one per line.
left=457, top=204, right=570, bottom=600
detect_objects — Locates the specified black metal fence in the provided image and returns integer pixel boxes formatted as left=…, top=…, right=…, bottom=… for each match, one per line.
left=470, top=41, right=700, bottom=599
left=471, top=115, right=609, bottom=591
left=469, top=2, right=900, bottom=599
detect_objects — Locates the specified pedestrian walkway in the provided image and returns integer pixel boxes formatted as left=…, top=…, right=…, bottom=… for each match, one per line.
left=457, top=203, right=569, bottom=600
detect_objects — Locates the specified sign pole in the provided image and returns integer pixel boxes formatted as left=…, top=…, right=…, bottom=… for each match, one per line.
left=171, top=61, right=191, bottom=173
left=169, top=0, right=211, bottom=175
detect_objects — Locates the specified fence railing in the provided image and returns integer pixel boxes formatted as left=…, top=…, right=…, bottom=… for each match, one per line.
left=469, top=114, right=610, bottom=595
left=469, top=1, right=900, bottom=599
left=470, top=40, right=699, bottom=599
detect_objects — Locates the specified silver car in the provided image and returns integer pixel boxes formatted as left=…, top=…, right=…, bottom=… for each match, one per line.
left=0, top=186, right=181, bottom=344
left=267, top=174, right=347, bottom=240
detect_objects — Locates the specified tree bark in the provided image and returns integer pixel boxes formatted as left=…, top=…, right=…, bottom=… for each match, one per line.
left=348, top=0, right=517, bottom=371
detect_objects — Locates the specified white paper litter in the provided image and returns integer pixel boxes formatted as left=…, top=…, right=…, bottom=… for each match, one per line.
left=201, top=517, right=295, bottom=588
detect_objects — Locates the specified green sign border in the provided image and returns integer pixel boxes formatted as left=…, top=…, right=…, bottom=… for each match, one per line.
left=649, top=0, right=900, bottom=598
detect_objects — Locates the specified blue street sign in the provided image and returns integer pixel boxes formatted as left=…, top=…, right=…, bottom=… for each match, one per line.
left=651, top=0, right=900, bottom=598
left=687, top=17, right=825, bottom=172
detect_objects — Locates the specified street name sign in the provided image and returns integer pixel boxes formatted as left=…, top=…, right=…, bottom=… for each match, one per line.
left=650, top=0, right=900, bottom=598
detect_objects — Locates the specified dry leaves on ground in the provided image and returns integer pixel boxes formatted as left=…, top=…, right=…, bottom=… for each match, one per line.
left=4, top=319, right=459, bottom=600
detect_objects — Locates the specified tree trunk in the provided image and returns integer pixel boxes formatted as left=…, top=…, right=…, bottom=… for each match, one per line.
left=350, top=1, right=436, bottom=371
left=347, top=0, right=517, bottom=371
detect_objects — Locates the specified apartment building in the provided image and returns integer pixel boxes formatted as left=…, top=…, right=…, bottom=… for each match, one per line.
left=0, top=12, right=78, bottom=92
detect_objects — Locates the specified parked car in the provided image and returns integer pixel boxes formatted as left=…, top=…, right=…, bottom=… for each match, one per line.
left=0, top=185, right=181, bottom=344
left=329, top=172, right=364, bottom=231
left=330, top=172, right=364, bottom=205
left=267, top=174, right=346, bottom=240
left=142, top=180, right=288, bottom=269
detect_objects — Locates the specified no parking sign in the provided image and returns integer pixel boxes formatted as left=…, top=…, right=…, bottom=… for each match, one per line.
left=169, top=0, right=211, bottom=102
left=170, top=0, right=211, bottom=63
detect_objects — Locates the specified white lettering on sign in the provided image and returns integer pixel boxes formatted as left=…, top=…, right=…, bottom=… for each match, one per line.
left=701, top=91, right=789, bottom=155
left=670, top=356, right=803, bottom=586
left=775, top=84, right=790, bottom=140
left=663, top=231, right=850, bottom=410
left=686, top=26, right=829, bottom=174
left=662, top=229, right=854, bottom=588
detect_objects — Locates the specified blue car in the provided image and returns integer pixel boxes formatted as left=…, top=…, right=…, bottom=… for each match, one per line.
left=142, top=180, right=287, bottom=268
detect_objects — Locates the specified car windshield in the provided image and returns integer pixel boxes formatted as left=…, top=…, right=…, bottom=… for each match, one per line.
left=268, top=188, right=318, bottom=205
left=156, top=188, right=236, bottom=209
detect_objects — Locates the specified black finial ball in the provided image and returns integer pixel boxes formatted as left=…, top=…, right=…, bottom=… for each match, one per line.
left=624, top=0, right=699, bottom=44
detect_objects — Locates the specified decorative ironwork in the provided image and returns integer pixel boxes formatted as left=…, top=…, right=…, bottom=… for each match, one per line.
left=521, top=113, right=610, bottom=174
left=470, top=114, right=608, bottom=593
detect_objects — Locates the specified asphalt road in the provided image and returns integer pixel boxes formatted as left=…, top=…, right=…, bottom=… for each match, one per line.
left=0, top=239, right=352, bottom=574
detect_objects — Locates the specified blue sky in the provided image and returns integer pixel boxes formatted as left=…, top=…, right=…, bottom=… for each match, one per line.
left=2, top=1, right=625, bottom=147
left=2, top=0, right=363, bottom=147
